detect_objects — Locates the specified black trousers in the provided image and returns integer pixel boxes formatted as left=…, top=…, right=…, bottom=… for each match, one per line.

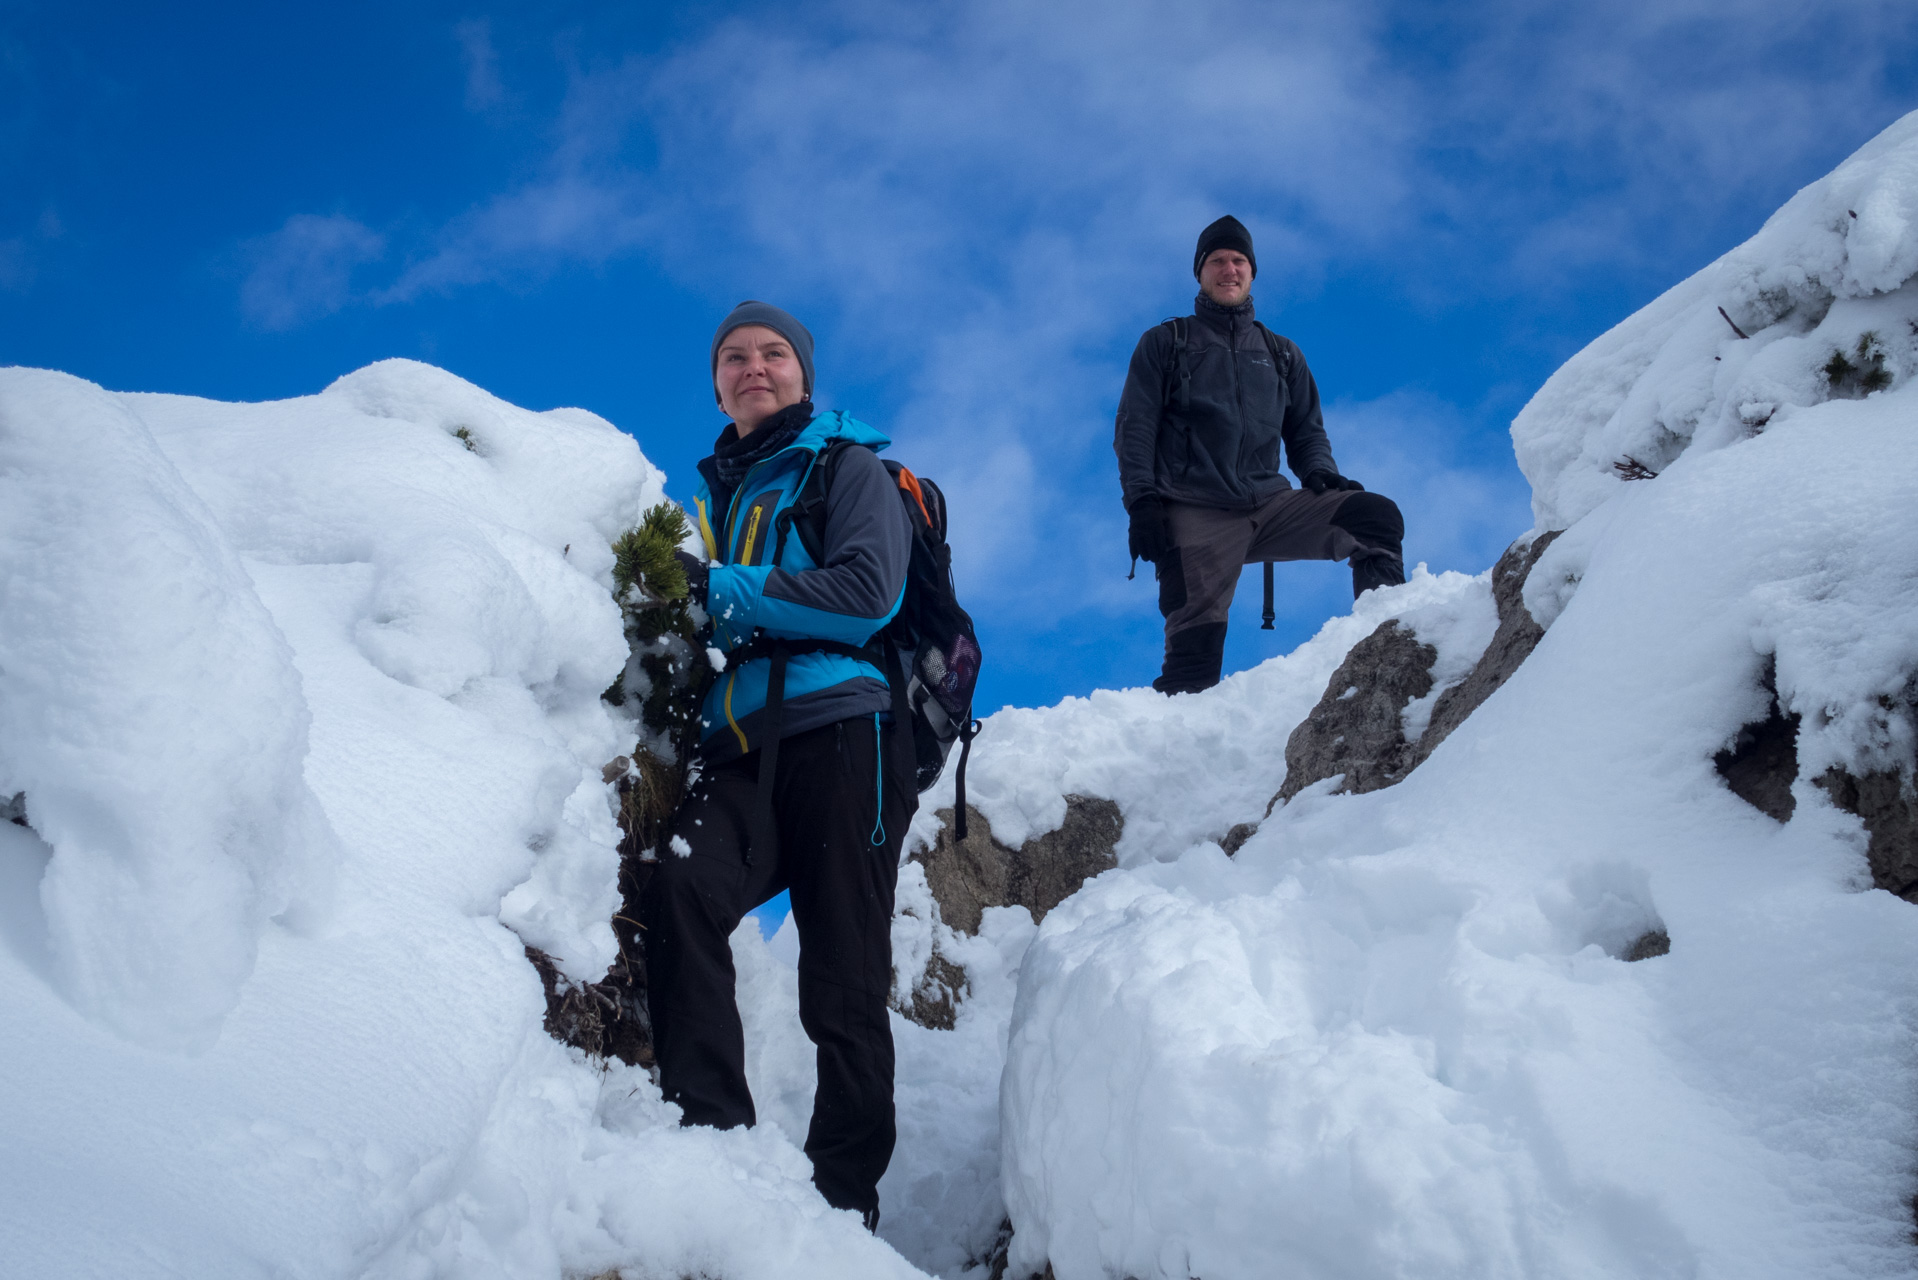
left=638, top=716, right=915, bottom=1216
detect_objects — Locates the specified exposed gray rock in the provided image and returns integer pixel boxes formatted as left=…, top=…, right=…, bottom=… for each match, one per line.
left=1713, top=660, right=1801, bottom=823
left=1277, top=620, right=1437, bottom=803
left=4, top=791, right=26, bottom=828
left=1623, top=929, right=1671, bottom=961
left=915, top=796, right=1123, bottom=935
left=1410, top=530, right=1563, bottom=769
left=1710, top=661, right=1918, bottom=901
left=1219, top=822, right=1259, bottom=857
left=893, top=947, right=967, bottom=1031
left=1818, top=766, right=1918, bottom=901
left=1268, top=531, right=1565, bottom=815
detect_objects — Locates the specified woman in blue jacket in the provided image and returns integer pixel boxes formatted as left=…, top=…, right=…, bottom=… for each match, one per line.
left=640, top=301, right=915, bottom=1229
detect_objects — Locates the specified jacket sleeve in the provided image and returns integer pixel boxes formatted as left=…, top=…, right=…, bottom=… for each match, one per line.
left=1113, top=327, right=1170, bottom=510
left=706, top=446, right=909, bottom=649
left=1276, top=337, right=1338, bottom=482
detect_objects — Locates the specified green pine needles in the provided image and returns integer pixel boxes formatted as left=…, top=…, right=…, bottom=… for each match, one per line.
left=612, top=502, right=692, bottom=609
left=1823, top=332, right=1894, bottom=399
left=534, top=499, right=715, bottom=1065
left=608, top=502, right=708, bottom=750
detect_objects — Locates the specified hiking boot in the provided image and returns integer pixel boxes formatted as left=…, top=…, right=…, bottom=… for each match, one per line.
left=1351, top=550, right=1406, bottom=598
left=1156, top=622, right=1226, bottom=694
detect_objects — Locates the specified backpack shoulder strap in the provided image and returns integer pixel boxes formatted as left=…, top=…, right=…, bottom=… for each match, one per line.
left=1254, top=321, right=1293, bottom=380
left=1160, top=317, right=1191, bottom=410
left=773, top=436, right=863, bottom=568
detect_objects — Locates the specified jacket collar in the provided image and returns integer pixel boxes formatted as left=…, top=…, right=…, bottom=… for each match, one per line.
left=695, top=406, right=894, bottom=533
left=1193, top=291, right=1256, bottom=336
left=709, top=400, right=815, bottom=488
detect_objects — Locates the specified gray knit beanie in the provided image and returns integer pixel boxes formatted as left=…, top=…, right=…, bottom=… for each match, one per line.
left=710, top=300, right=815, bottom=398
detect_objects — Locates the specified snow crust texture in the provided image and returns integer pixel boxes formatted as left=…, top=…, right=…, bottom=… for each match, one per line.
left=0, top=361, right=926, bottom=1277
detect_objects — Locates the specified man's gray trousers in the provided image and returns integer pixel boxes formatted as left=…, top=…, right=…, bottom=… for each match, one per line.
left=1154, top=486, right=1405, bottom=694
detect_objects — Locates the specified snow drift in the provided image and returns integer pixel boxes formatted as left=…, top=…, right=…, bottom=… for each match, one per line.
left=0, top=371, right=332, bottom=1049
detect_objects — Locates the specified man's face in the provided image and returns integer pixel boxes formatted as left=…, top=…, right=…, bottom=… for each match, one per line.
left=1199, top=250, right=1253, bottom=306
left=715, top=324, right=806, bottom=435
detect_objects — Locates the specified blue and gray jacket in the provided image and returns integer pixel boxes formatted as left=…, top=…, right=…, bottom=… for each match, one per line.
left=692, top=408, right=910, bottom=763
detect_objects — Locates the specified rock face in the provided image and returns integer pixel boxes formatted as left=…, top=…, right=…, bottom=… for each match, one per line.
left=1623, top=929, right=1672, bottom=961
left=1277, top=620, right=1438, bottom=803
left=1273, top=532, right=1563, bottom=811
left=914, top=796, right=1123, bottom=935
left=894, top=950, right=967, bottom=1031
left=1819, top=767, right=1918, bottom=901
left=1712, top=660, right=1801, bottom=823
left=1219, top=821, right=1258, bottom=856
left=1712, top=660, right=1918, bottom=903
left=1410, top=530, right=1562, bottom=769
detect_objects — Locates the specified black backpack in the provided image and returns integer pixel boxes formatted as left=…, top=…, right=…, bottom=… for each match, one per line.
left=754, top=440, right=985, bottom=838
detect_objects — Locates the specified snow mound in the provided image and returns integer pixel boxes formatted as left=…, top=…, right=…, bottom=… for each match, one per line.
left=0, top=361, right=927, bottom=1277
left=0, top=368, right=332, bottom=1049
left=1517, top=110, right=1918, bottom=532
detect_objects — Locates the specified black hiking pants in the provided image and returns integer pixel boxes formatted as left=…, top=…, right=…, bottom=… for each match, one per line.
left=1154, top=486, right=1406, bottom=694
left=638, top=717, right=915, bottom=1217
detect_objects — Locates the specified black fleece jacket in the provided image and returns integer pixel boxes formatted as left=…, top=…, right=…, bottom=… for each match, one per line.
left=1113, top=294, right=1337, bottom=512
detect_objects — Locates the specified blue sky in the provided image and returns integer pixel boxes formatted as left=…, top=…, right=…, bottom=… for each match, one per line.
left=6, top=0, right=1918, bottom=717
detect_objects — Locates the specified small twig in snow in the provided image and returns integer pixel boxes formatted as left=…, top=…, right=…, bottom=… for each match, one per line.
left=1717, top=306, right=1749, bottom=340
left=1614, top=456, right=1660, bottom=481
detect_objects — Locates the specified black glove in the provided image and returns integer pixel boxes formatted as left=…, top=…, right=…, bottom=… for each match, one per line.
left=1304, top=469, right=1365, bottom=495
left=1127, top=496, right=1173, bottom=564
left=674, top=549, right=710, bottom=607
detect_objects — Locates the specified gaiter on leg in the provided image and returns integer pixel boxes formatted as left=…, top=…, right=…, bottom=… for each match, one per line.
left=1155, top=621, right=1228, bottom=695
left=1331, top=492, right=1407, bottom=598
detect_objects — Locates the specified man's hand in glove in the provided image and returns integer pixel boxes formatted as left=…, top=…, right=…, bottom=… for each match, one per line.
left=1127, top=496, right=1174, bottom=564
left=674, top=550, right=710, bottom=607
left=1304, top=469, right=1365, bottom=495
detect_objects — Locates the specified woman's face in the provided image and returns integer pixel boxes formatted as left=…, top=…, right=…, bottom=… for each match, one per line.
left=715, top=325, right=806, bottom=435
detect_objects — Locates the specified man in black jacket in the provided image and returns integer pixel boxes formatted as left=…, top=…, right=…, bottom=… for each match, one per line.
left=1115, top=215, right=1407, bottom=694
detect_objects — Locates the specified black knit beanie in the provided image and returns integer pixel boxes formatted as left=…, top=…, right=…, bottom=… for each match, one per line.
left=710, top=300, right=816, bottom=399
left=1193, top=215, right=1256, bottom=279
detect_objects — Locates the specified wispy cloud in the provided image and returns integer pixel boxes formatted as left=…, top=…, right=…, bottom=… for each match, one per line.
left=454, top=17, right=506, bottom=112
left=229, top=0, right=1918, bottom=633
left=238, top=214, right=385, bottom=331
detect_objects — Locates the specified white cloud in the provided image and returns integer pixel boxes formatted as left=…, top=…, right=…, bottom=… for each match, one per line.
left=238, top=214, right=385, bottom=331
left=455, top=17, right=505, bottom=111
left=1323, top=390, right=1534, bottom=575
left=230, top=0, right=1918, bottom=638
